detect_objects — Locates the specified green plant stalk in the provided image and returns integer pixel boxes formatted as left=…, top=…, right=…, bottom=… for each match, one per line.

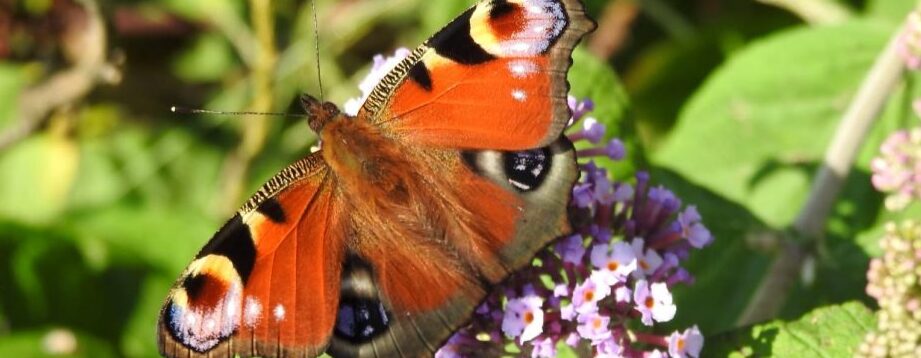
left=217, top=0, right=278, bottom=213
left=211, top=7, right=258, bottom=68
left=737, top=11, right=909, bottom=326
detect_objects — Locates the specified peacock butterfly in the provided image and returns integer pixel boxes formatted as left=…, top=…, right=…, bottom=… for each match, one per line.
left=157, top=0, right=595, bottom=356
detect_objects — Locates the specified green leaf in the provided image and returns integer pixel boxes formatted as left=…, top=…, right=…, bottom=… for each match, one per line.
left=0, top=64, right=26, bottom=131
left=654, top=20, right=892, bottom=228
left=0, top=134, right=77, bottom=224
left=707, top=301, right=875, bottom=357
left=866, top=0, right=916, bottom=23
left=69, top=124, right=226, bottom=214
left=172, top=33, right=237, bottom=83
left=419, top=0, right=472, bottom=36
left=120, top=274, right=175, bottom=358
left=0, top=329, right=117, bottom=358
left=570, top=48, right=630, bottom=135
left=64, top=203, right=216, bottom=274
left=0, top=221, right=153, bottom=348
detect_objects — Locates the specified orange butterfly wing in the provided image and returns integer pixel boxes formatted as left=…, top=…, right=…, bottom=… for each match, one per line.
left=158, top=154, right=346, bottom=357
left=361, top=0, right=595, bottom=151
left=329, top=0, right=591, bottom=354
left=158, top=0, right=594, bottom=357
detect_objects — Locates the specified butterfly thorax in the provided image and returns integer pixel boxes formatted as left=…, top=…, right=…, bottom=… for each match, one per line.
left=300, top=93, right=397, bottom=190
left=319, top=116, right=407, bottom=193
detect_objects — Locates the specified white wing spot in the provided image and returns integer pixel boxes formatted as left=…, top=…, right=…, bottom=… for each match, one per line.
left=512, top=89, right=527, bottom=102
left=185, top=313, right=198, bottom=326
left=509, top=179, right=532, bottom=191
left=225, top=294, right=240, bottom=320
left=508, top=60, right=538, bottom=78
left=274, top=304, right=286, bottom=321
left=511, top=42, right=531, bottom=53
left=244, top=297, right=262, bottom=327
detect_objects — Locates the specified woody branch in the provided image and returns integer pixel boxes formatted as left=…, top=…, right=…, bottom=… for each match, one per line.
left=0, top=0, right=119, bottom=152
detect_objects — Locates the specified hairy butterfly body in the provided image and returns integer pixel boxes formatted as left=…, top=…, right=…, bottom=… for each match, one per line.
left=157, top=0, right=595, bottom=357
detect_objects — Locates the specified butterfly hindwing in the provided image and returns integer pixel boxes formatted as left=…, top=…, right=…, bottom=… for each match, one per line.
left=158, top=154, right=346, bottom=357
left=459, top=138, right=578, bottom=269
left=325, top=138, right=577, bottom=357
left=360, top=0, right=595, bottom=151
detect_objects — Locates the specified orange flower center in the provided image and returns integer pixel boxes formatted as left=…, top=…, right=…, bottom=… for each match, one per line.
left=524, top=311, right=534, bottom=324
left=607, top=261, right=619, bottom=271
left=584, top=290, right=595, bottom=301
left=592, top=317, right=603, bottom=329
left=677, top=338, right=686, bottom=351
left=645, top=296, right=654, bottom=308
left=639, top=259, right=649, bottom=270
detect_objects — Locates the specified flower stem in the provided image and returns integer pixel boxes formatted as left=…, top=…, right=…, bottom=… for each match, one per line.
left=632, top=331, right=667, bottom=347
left=738, top=10, right=910, bottom=326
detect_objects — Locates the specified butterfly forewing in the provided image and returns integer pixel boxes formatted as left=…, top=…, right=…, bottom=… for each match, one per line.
left=158, top=154, right=346, bottom=357
left=360, top=0, right=595, bottom=151
left=158, top=0, right=594, bottom=357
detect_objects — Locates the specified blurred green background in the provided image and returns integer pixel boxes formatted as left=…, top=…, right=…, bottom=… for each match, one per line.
left=1, top=0, right=920, bottom=356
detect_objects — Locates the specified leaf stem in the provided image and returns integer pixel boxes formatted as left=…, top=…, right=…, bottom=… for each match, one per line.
left=737, top=16, right=908, bottom=326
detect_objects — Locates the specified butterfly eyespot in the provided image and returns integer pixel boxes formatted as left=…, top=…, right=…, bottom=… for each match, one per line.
left=333, top=297, right=392, bottom=343
left=461, top=144, right=565, bottom=193
left=165, top=256, right=243, bottom=352
left=504, top=148, right=552, bottom=192
left=333, top=255, right=392, bottom=343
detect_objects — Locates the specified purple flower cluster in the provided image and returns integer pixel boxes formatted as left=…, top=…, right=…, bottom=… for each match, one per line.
left=436, top=97, right=711, bottom=358
left=876, top=12, right=921, bottom=211
left=348, top=49, right=712, bottom=358
left=871, top=128, right=921, bottom=211
left=898, top=12, right=921, bottom=70
left=859, top=220, right=921, bottom=357
left=343, top=48, right=411, bottom=116
left=860, top=15, right=921, bottom=355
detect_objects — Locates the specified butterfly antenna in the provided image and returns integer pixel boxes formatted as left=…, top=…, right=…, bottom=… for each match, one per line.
left=312, top=0, right=324, bottom=101
left=171, top=106, right=308, bottom=118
